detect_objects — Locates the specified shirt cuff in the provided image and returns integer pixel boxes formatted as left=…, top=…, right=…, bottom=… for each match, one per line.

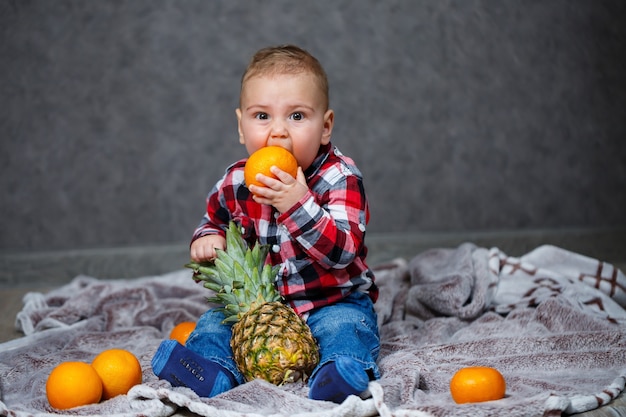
left=277, top=191, right=322, bottom=238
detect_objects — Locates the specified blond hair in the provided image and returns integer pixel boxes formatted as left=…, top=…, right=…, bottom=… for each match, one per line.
left=240, top=45, right=329, bottom=109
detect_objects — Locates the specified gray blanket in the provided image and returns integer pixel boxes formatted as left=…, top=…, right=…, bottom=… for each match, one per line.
left=1, top=244, right=625, bottom=417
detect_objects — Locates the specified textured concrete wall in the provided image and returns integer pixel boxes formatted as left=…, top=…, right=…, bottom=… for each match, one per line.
left=1, top=0, right=625, bottom=252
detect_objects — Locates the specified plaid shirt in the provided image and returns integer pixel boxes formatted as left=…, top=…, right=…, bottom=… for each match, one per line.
left=192, top=143, right=378, bottom=315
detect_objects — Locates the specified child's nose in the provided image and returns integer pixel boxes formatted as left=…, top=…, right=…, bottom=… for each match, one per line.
left=269, top=120, right=288, bottom=138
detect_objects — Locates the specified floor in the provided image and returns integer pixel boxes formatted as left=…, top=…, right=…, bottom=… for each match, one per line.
left=1, top=228, right=625, bottom=415
left=1, top=287, right=54, bottom=343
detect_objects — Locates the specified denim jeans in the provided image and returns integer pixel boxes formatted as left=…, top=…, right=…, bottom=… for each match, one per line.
left=185, top=291, right=380, bottom=386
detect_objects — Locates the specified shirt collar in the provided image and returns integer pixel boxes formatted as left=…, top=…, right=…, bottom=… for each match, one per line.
left=304, top=142, right=332, bottom=180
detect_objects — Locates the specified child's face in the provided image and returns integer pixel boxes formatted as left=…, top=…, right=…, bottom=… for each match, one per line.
left=236, top=72, right=334, bottom=171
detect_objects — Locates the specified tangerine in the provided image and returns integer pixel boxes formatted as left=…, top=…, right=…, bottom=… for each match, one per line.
left=46, top=361, right=103, bottom=409
left=244, top=146, right=298, bottom=191
left=91, top=348, right=143, bottom=400
left=450, top=366, right=506, bottom=404
left=169, top=321, right=196, bottom=345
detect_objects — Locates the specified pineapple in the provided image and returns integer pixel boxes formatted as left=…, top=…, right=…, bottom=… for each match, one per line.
left=185, top=221, right=319, bottom=385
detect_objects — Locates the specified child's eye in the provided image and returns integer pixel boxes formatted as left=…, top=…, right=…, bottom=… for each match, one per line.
left=255, top=113, right=269, bottom=120
left=290, top=112, right=304, bottom=121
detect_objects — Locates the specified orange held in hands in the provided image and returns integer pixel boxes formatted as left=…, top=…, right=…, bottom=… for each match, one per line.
left=244, top=146, right=298, bottom=191
left=450, top=366, right=506, bottom=404
left=46, top=361, right=103, bottom=409
left=91, top=349, right=143, bottom=400
left=169, top=321, right=196, bottom=345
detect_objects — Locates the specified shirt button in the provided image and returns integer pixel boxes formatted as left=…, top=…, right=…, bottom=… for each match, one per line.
left=272, top=244, right=281, bottom=253
left=274, top=212, right=280, bottom=219
left=358, top=223, right=366, bottom=232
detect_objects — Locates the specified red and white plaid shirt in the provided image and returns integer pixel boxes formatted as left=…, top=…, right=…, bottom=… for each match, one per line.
left=192, top=143, right=378, bottom=315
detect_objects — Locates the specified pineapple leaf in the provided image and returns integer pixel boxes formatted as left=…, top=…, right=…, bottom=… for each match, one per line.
left=258, top=243, right=271, bottom=265
left=196, top=267, right=224, bottom=285
left=225, top=221, right=248, bottom=258
left=250, top=266, right=261, bottom=290
left=249, top=244, right=261, bottom=267
left=184, top=262, right=198, bottom=271
left=210, top=292, right=238, bottom=306
left=262, top=282, right=275, bottom=301
left=196, top=264, right=220, bottom=277
left=221, top=315, right=239, bottom=324
left=185, top=220, right=282, bottom=321
left=202, top=282, right=223, bottom=293
left=214, top=251, right=234, bottom=278
left=232, top=260, right=248, bottom=282
left=244, top=249, right=256, bottom=275
left=242, top=269, right=257, bottom=297
left=224, top=304, right=241, bottom=315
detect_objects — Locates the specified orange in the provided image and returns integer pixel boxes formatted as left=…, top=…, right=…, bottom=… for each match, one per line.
left=91, top=348, right=143, bottom=400
left=450, top=366, right=506, bottom=404
left=169, top=321, right=196, bottom=345
left=46, top=361, right=103, bottom=409
left=244, top=146, right=298, bottom=191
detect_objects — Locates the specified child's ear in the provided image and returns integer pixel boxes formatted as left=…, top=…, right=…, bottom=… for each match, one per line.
left=321, top=109, right=334, bottom=145
left=235, top=108, right=244, bottom=144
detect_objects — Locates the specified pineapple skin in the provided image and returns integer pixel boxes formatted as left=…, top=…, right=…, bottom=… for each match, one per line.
left=231, top=301, right=319, bottom=384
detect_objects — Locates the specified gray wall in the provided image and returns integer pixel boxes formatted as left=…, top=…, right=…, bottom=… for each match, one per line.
left=2, top=0, right=625, bottom=252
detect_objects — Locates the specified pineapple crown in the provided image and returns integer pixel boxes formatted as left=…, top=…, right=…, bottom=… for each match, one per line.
left=185, top=221, right=282, bottom=323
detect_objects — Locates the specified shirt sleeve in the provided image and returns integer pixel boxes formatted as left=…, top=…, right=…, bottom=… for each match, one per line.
left=278, top=164, right=368, bottom=270
left=191, top=164, right=242, bottom=243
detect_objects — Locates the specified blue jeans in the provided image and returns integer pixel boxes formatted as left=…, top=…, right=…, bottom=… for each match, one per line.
left=185, top=292, right=380, bottom=385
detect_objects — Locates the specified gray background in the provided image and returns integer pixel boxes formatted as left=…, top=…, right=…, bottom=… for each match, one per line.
left=2, top=0, right=625, bottom=253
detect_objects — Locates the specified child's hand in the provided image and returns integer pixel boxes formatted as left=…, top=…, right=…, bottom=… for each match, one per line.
left=249, top=166, right=308, bottom=214
left=190, top=234, right=226, bottom=262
